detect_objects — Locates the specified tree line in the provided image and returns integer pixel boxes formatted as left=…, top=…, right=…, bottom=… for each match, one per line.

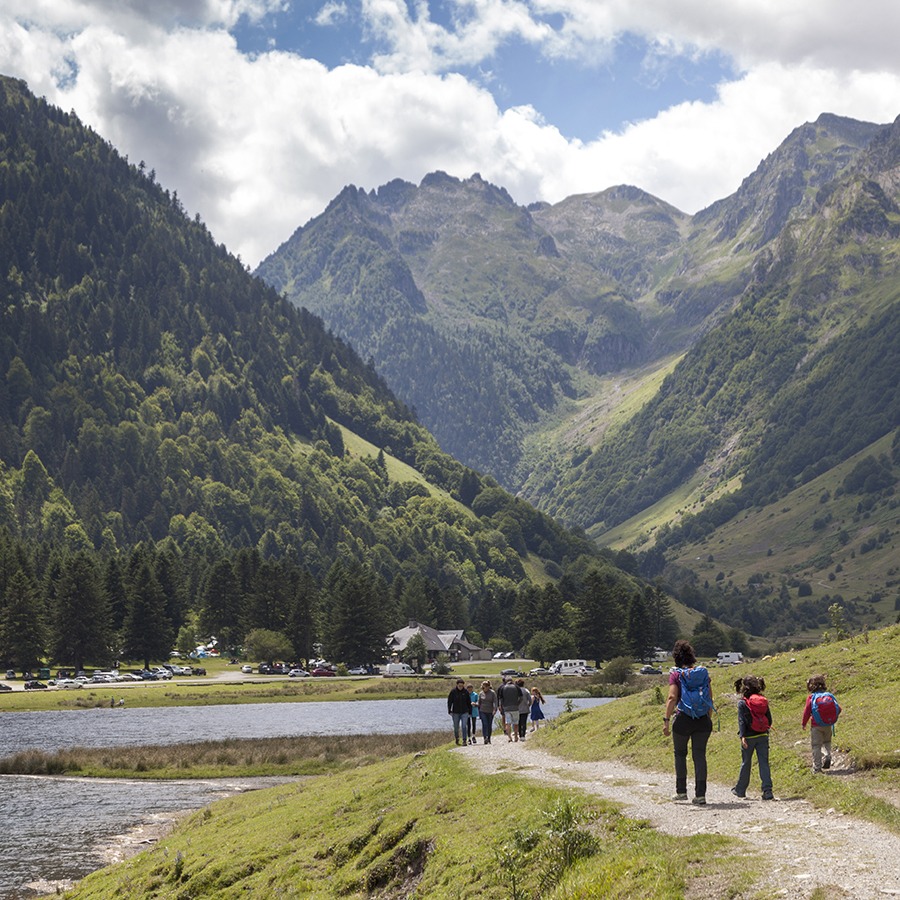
left=0, top=525, right=680, bottom=673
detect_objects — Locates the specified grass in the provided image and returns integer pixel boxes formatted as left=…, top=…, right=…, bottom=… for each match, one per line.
left=532, top=623, right=900, bottom=834
left=53, top=746, right=754, bottom=900
left=671, top=431, right=900, bottom=634
left=0, top=732, right=450, bottom=779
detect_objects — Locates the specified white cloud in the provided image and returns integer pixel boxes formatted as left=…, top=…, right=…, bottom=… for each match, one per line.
left=1, top=1, right=900, bottom=268
left=316, top=2, right=350, bottom=27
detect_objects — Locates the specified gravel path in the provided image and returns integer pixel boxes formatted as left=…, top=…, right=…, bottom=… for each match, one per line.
left=460, top=739, right=900, bottom=899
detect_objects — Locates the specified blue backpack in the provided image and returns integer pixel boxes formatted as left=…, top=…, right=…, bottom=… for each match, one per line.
left=810, top=691, right=841, bottom=727
left=676, top=666, right=714, bottom=718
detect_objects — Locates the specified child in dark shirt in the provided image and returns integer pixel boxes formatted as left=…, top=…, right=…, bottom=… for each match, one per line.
left=732, top=675, right=773, bottom=801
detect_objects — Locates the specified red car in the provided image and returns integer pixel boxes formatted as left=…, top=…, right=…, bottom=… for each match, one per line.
left=310, top=666, right=336, bottom=677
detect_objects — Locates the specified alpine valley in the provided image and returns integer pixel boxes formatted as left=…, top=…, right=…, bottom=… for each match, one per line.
left=257, top=112, right=900, bottom=641
left=0, top=74, right=650, bottom=676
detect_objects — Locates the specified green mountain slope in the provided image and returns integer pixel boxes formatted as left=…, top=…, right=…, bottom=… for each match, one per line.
left=0, top=75, right=640, bottom=672
left=255, top=111, right=897, bottom=639
left=256, top=174, right=655, bottom=482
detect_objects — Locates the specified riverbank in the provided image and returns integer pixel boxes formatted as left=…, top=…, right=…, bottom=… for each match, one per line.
left=0, top=731, right=449, bottom=779
left=0, top=667, right=617, bottom=712
left=37, top=737, right=750, bottom=900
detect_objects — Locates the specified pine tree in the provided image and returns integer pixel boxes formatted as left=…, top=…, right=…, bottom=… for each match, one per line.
left=50, top=552, right=111, bottom=671
left=577, top=570, right=628, bottom=662
left=285, top=568, right=318, bottom=665
left=0, top=569, right=45, bottom=671
left=122, top=561, right=173, bottom=669
left=626, top=591, right=654, bottom=662
left=320, top=561, right=388, bottom=666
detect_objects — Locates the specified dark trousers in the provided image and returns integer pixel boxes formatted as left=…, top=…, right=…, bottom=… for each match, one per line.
left=672, top=714, right=713, bottom=798
left=518, top=712, right=528, bottom=738
left=479, top=711, right=494, bottom=743
left=734, top=735, right=772, bottom=795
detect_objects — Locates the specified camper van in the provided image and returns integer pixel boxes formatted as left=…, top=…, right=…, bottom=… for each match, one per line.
left=716, top=652, right=744, bottom=666
left=550, top=659, right=588, bottom=676
left=383, top=662, right=416, bottom=676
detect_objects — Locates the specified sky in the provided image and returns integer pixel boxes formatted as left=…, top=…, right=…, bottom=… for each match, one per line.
left=2, top=1, right=900, bottom=268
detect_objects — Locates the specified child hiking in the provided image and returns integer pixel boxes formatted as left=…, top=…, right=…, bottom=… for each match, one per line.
left=802, top=674, right=841, bottom=773
left=732, top=674, right=774, bottom=801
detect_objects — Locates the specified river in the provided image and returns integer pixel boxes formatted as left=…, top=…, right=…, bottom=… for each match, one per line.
left=0, top=695, right=612, bottom=899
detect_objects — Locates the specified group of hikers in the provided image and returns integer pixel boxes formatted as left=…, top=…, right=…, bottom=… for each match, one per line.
left=450, top=639, right=842, bottom=804
left=663, top=639, right=842, bottom=803
left=447, top=677, right=545, bottom=745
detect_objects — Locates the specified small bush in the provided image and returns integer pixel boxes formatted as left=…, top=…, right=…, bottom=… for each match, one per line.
left=600, top=656, right=633, bottom=684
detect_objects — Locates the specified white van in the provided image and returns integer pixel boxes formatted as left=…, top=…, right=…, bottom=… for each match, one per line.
left=550, top=659, right=588, bottom=676
left=716, top=652, right=744, bottom=666
left=383, top=662, right=416, bottom=676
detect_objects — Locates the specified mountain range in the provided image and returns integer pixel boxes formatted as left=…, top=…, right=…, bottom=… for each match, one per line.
left=0, top=74, right=652, bottom=673
left=256, top=112, right=900, bottom=639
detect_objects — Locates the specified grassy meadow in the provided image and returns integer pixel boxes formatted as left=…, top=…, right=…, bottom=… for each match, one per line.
left=52, top=745, right=752, bottom=900
left=535, top=623, right=900, bottom=832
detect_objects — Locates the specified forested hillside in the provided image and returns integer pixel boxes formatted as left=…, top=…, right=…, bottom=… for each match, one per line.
left=0, top=76, right=669, bottom=675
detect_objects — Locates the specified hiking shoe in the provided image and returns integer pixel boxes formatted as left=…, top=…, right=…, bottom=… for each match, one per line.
left=822, top=757, right=831, bottom=770
left=731, top=788, right=746, bottom=799
left=672, top=793, right=688, bottom=802
left=691, top=797, right=706, bottom=806
left=762, top=792, right=774, bottom=801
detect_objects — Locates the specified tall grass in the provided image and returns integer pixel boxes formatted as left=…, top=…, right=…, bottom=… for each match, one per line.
left=0, top=732, right=449, bottom=779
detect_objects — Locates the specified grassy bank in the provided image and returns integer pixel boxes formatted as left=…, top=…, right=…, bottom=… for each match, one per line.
left=0, top=671, right=597, bottom=712
left=51, top=748, right=754, bottom=900
left=0, top=732, right=450, bottom=779
left=533, top=623, right=900, bottom=833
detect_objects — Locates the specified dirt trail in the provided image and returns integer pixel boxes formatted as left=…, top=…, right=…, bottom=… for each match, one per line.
left=459, top=739, right=900, bottom=899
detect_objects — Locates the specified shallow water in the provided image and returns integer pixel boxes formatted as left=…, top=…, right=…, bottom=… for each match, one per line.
left=0, top=775, right=268, bottom=900
left=0, top=696, right=611, bottom=898
left=0, top=695, right=607, bottom=752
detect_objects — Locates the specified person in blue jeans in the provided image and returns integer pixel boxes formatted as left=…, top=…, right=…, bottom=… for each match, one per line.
left=467, top=683, right=479, bottom=744
left=447, top=679, right=471, bottom=745
left=732, top=674, right=774, bottom=801
left=477, top=680, right=498, bottom=744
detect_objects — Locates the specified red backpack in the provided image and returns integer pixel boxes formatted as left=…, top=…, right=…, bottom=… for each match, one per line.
left=746, top=694, right=770, bottom=733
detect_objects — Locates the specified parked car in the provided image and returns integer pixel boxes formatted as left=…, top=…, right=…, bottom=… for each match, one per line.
left=528, top=667, right=549, bottom=676
left=52, top=678, right=83, bottom=689
left=500, top=668, right=525, bottom=678
left=578, top=666, right=598, bottom=676
left=346, top=666, right=369, bottom=676
left=152, top=668, right=172, bottom=680
left=24, top=680, right=48, bottom=690
left=288, top=668, right=310, bottom=678
left=0, top=682, right=12, bottom=691
left=5, top=669, right=15, bottom=679
left=311, top=666, right=336, bottom=677
left=639, top=665, right=663, bottom=675
left=191, top=666, right=207, bottom=676
left=138, top=669, right=157, bottom=680
left=240, top=665, right=253, bottom=674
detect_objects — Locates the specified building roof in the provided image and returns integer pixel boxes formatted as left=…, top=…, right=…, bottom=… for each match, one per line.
left=387, top=621, right=448, bottom=654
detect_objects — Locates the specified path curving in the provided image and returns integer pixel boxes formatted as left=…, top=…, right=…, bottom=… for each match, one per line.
left=459, top=739, right=900, bottom=899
